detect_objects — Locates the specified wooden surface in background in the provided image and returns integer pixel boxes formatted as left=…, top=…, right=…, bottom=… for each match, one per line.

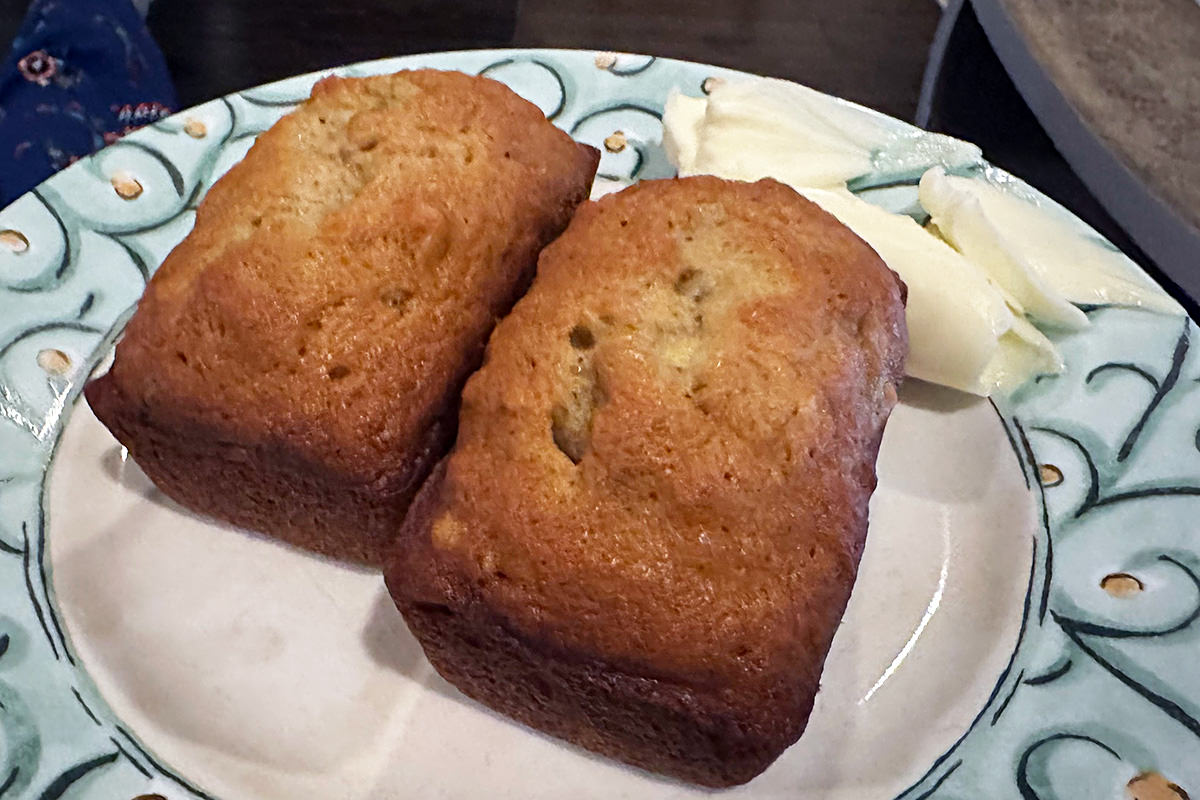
left=133, top=0, right=939, bottom=120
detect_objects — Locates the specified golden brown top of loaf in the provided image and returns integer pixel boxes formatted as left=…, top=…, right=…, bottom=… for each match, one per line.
left=406, top=176, right=907, bottom=700
left=102, top=69, right=597, bottom=482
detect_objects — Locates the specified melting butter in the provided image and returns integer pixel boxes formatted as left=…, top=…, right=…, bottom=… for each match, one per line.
left=681, top=81, right=872, bottom=189
left=660, top=78, right=1181, bottom=395
left=800, top=189, right=1062, bottom=395
left=664, top=80, right=981, bottom=189
left=919, top=168, right=1181, bottom=325
left=661, top=92, right=706, bottom=176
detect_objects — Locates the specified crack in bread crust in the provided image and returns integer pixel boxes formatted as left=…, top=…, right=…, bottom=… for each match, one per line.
left=388, top=176, right=908, bottom=785
left=85, top=70, right=599, bottom=563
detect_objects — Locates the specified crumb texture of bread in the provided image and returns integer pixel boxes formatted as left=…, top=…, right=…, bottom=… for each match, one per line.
left=85, top=70, right=599, bottom=563
left=387, top=176, right=908, bottom=786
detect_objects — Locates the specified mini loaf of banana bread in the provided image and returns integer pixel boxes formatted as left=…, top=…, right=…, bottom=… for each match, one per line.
left=387, top=176, right=908, bottom=786
left=85, top=70, right=599, bottom=563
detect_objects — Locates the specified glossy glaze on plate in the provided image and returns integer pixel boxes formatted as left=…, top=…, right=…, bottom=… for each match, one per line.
left=0, top=49, right=1196, bottom=799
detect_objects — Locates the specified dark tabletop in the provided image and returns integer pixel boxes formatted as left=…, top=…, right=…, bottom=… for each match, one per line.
left=137, top=0, right=939, bottom=121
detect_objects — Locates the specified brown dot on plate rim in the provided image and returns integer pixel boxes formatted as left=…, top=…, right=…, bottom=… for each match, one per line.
left=183, top=117, right=207, bottom=138
left=1039, top=463, right=1064, bottom=487
left=36, top=348, right=71, bottom=375
left=111, top=172, right=143, bottom=199
left=0, top=229, right=29, bottom=253
left=593, top=52, right=617, bottom=70
left=1101, top=572, right=1144, bottom=597
left=1127, top=772, right=1189, bottom=800
left=604, top=131, right=628, bottom=153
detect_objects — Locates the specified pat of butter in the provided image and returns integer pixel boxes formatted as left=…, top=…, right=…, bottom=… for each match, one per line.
left=800, top=189, right=1062, bottom=395
left=665, top=80, right=981, bottom=190
left=661, top=92, right=706, bottom=176
left=678, top=81, right=872, bottom=189
left=661, top=84, right=1060, bottom=394
left=919, top=167, right=1181, bottom=327
left=660, top=78, right=1180, bottom=395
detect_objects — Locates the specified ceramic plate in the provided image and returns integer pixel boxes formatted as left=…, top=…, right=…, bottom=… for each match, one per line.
left=0, top=49, right=1196, bottom=800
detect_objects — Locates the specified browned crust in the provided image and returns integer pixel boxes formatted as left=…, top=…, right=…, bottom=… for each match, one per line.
left=387, top=176, right=908, bottom=785
left=86, top=373, right=453, bottom=562
left=85, top=69, right=599, bottom=564
left=392, top=460, right=811, bottom=787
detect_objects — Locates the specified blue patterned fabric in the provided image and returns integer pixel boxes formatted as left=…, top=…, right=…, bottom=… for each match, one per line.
left=0, top=0, right=176, bottom=206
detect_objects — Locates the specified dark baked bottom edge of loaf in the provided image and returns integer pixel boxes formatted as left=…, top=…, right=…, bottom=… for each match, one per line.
left=85, top=373, right=457, bottom=565
left=400, top=597, right=811, bottom=788
left=386, top=462, right=811, bottom=788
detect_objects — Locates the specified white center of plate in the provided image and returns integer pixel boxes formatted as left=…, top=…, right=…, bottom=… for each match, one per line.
left=48, top=380, right=1034, bottom=799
